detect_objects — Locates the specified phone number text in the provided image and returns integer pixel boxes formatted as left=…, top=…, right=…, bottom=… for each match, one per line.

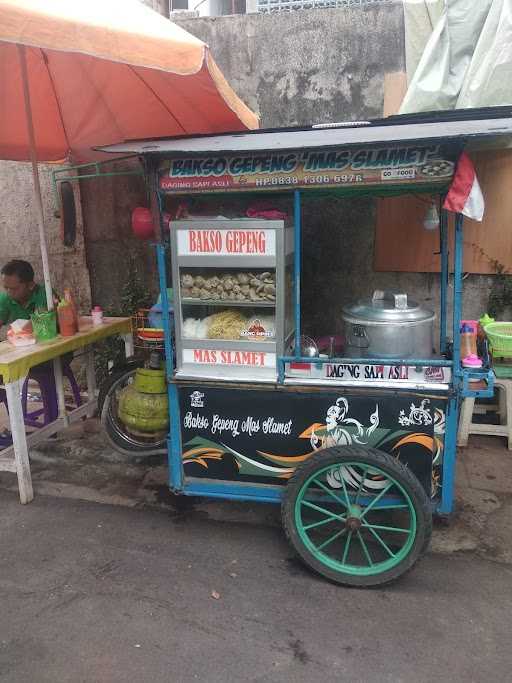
left=254, top=174, right=364, bottom=187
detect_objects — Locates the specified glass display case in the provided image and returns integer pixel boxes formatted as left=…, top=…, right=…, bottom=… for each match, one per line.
left=170, top=219, right=294, bottom=381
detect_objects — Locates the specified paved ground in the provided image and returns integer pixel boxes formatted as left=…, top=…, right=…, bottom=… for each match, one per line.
left=1, top=418, right=512, bottom=681
left=2, top=418, right=512, bottom=562
left=1, top=491, right=512, bottom=683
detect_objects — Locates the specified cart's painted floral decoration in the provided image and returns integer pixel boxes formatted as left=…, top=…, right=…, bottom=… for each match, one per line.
left=398, top=399, right=433, bottom=427
left=181, top=398, right=445, bottom=496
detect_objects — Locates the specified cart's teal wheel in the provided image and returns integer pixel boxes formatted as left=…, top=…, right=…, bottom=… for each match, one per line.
left=282, top=446, right=432, bottom=587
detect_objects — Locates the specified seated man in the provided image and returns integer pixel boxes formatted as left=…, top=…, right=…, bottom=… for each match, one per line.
left=0, top=259, right=51, bottom=329
left=0, top=258, right=52, bottom=440
left=0, top=261, right=72, bottom=439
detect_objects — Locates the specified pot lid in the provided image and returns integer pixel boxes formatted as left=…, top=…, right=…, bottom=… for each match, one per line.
left=343, top=290, right=434, bottom=323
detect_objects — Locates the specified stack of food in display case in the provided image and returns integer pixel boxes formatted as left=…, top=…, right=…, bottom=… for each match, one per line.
left=170, top=219, right=294, bottom=381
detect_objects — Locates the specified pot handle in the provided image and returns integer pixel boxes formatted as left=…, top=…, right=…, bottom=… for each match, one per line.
left=372, top=290, right=408, bottom=310
left=348, top=323, right=369, bottom=349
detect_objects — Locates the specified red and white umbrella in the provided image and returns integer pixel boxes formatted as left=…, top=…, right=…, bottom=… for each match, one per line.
left=0, top=0, right=258, bottom=305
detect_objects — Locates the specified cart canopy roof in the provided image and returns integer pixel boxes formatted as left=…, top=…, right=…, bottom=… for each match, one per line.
left=97, top=107, right=512, bottom=199
left=98, top=107, right=512, bottom=156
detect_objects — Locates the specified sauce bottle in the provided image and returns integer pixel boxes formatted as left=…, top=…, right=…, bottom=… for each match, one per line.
left=63, top=288, right=79, bottom=330
left=460, top=322, right=477, bottom=359
left=57, top=299, right=78, bottom=336
left=91, top=306, right=104, bottom=325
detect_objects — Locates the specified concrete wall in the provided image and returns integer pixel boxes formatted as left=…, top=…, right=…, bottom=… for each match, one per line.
left=0, top=161, right=91, bottom=314
left=172, top=5, right=494, bottom=343
left=80, top=3, right=494, bottom=339
left=82, top=4, right=406, bottom=311
left=140, top=0, right=169, bottom=16
left=79, top=161, right=159, bottom=313
left=176, top=5, right=405, bottom=127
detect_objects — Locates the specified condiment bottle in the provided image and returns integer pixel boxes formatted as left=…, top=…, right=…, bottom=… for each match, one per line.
left=57, top=299, right=78, bottom=337
left=462, top=353, right=483, bottom=382
left=460, top=322, right=477, bottom=359
left=462, top=353, right=483, bottom=368
left=63, top=288, right=79, bottom=330
left=91, top=306, right=103, bottom=325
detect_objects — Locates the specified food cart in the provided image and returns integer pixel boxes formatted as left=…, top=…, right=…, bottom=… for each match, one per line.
left=98, top=109, right=512, bottom=586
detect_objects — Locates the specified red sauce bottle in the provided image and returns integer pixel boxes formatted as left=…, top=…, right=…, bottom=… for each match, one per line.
left=57, top=299, right=77, bottom=337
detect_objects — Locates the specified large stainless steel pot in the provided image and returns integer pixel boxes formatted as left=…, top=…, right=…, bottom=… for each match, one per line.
left=342, top=290, right=435, bottom=359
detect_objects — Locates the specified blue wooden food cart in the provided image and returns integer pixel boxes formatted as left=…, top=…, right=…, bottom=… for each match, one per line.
left=98, top=109, right=512, bottom=586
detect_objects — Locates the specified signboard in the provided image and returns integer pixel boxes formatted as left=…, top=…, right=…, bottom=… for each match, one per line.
left=178, top=385, right=443, bottom=492
left=177, top=227, right=276, bottom=256
left=159, top=143, right=458, bottom=194
left=183, top=348, right=276, bottom=368
left=286, top=361, right=451, bottom=385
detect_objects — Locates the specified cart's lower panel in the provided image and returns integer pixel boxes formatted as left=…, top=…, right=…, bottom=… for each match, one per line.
left=176, top=383, right=447, bottom=495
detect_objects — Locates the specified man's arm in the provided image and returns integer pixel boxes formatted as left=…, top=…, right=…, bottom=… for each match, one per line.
left=0, top=294, right=8, bottom=331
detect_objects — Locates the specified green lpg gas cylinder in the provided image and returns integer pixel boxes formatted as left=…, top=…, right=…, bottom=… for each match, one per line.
left=118, top=367, right=169, bottom=434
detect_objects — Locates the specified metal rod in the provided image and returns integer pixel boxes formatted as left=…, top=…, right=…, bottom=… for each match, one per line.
left=440, top=212, right=465, bottom=515
left=293, top=189, right=301, bottom=356
left=156, top=245, right=174, bottom=376
left=51, top=171, right=142, bottom=210
left=452, top=213, right=464, bottom=377
left=439, top=208, right=449, bottom=354
left=438, top=393, right=459, bottom=515
left=62, top=171, right=142, bottom=180
left=156, top=241, right=183, bottom=492
left=151, top=173, right=183, bottom=491
left=278, top=359, right=285, bottom=384
left=183, top=480, right=284, bottom=504
left=51, top=155, right=142, bottom=207
left=52, top=154, right=139, bottom=174
left=18, top=45, right=54, bottom=311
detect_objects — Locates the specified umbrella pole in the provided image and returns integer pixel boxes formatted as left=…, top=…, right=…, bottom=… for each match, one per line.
left=17, top=45, right=54, bottom=311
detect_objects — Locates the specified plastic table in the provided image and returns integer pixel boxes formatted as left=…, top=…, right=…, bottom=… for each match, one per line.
left=0, top=317, right=132, bottom=503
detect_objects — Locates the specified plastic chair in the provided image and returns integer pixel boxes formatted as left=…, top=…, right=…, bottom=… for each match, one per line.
left=458, top=378, right=512, bottom=450
left=0, top=386, right=11, bottom=447
left=0, top=362, right=82, bottom=432
left=21, top=362, right=82, bottom=428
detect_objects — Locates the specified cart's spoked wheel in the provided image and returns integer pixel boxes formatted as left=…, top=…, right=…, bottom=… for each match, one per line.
left=282, top=446, right=432, bottom=587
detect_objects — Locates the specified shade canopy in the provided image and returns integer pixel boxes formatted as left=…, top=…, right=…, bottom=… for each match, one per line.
left=0, top=0, right=258, bottom=162
left=0, top=0, right=258, bottom=312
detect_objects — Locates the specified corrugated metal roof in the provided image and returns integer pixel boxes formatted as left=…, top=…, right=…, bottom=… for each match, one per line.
left=96, top=114, right=512, bottom=156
